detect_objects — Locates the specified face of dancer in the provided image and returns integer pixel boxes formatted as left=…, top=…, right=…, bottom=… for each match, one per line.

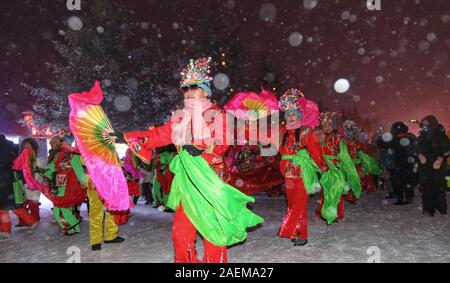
left=287, top=112, right=299, bottom=124
left=183, top=86, right=208, bottom=100
left=62, top=136, right=75, bottom=147
left=322, top=121, right=334, bottom=135
left=346, top=131, right=356, bottom=141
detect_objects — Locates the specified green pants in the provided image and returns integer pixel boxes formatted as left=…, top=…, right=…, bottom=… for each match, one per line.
left=53, top=186, right=80, bottom=235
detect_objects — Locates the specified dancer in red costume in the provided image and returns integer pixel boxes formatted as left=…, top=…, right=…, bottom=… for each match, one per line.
left=0, top=136, right=38, bottom=238
left=315, top=112, right=345, bottom=222
left=223, top=89, right=283, bottom=196
left=342, top=120, right=362, bottom=203
left=357, top=129, right=379, bottom=193
left=226, top=144, right=284, bottom=196
left=342, top=120, right=379, bottom=204
left=42, top=129, right=88, bottom=235
left=278, top=89, right=324, bottom=246
left=115, top=58, right=262, bottom=263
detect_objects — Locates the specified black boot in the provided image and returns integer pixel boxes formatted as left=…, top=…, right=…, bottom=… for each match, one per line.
left=92, top=244, right=102, bottom=251
left=105, top=236, right=126, bottom=244
left=293, top=239, right=308, bottom=246
left=385, top=193, right=395, bottom=199
left=394, top=200, right=407, bottom=205
left=405, top=197, right=413, bottom=204
left=423, top=211, right=435, bottom=217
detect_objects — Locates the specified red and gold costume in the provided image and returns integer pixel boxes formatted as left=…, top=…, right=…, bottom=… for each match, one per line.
left=125, top=104, right=230, bottom=262
left=226, top=145, right=284, bottom=196
left=315, top=112, right=345, bottom=221
left=342, top=120, right=377, bottom=203
left=278, top=126, right=323, bottom=240
left=316, top=131, right=346, bottom=220
left=347, top=137, right=377, bottom=194
left=122, top=58, right=262, bottom=263
left=277, top=89, right=323, bottom=243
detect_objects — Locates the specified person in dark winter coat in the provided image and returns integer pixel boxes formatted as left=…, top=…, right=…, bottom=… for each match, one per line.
left=377, top=130, right=397, bottom=199
left=388, top=122, right=420, bottom=205
left=417, top=115, right=450, bottom=217
left=0, top=135, right=17, bottom=212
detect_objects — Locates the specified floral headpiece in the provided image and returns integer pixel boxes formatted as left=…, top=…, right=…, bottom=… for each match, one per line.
left=180, top=57, right=213, bottom=96
left=280, top=88, right=305, bottom=112
left=58, top=128, right=74, bottom=143
left=320, top=112, right=338, bottom=127
left=343, top=120, right=360, bottom=137
left=50, top=135, right=64, bottom=148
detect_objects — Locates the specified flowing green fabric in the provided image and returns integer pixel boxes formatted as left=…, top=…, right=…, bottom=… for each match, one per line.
left=13, top=172, right=25, bottom=205
left=337, top=142, right=362, bottom=199
left=43, top=153, right=87, bottom=187
left=167, top=149, right=264, bottom=247
left=358, top=151, right=383, bottom=176
left=320, top=155, right=345, bottom=225
left=159, top=152, right=175, bottom=167
left=281, top=149, right=322, bottom=194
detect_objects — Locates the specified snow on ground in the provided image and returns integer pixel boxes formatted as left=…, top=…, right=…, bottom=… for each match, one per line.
left=0, top=190, right=449, bottom=263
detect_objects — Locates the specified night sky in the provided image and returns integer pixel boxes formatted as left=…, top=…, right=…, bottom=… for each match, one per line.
left=1, top=0, right=449, bottom=134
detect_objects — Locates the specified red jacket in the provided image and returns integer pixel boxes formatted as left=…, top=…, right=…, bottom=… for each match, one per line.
left=345, top=139, right=369, bottom=159
left=125, top=104, right=230, bottom=178
left=322, top=132, right=342, bottom=156
left=278, top=126, right=324, bottom=178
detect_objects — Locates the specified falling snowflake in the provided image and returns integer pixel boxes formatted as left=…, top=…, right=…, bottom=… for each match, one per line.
left=67, top=16, right=83, bottom=31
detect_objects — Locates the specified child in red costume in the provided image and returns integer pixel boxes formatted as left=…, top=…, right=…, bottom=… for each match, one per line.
left=315, top=112, right=346, bottom=222
left=278, top=89, right=324, bottom=246
left=342, top=120, right=377, bottom=203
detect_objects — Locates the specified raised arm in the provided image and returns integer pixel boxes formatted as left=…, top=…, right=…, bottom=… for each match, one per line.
left=124, top=121, right=174, bottom=164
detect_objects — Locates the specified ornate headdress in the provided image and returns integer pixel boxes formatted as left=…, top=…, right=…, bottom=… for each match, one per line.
left=50, top=135, right=64, bottom=148
left=280, top=88, right=320, bottom=128
left=343, top=120, right=360, bottom=137
left=280, top=88, right=304, bottom=112
left=180, top=57, right=213, bottom=97
left=320, top=112, right=338, bottom=128
left=58, top=128, right=74, bottom=144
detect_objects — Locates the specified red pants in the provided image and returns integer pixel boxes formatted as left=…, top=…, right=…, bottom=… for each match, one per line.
left=278, top=178, right=309, bottom=240
left=316, top=192, right=345, bottom=221
left=362, top=175, right=377, bottom=193
left=0, top=208, right=37, bottom=233
left=344, top=191, right=358, bottom=204
left=172, top=204, right=227, bottom=263
left=17, top=200, right=40, bottom=225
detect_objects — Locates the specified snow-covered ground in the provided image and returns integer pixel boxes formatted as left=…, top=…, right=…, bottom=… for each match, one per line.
left=1, top=190, right=449, bottom=263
